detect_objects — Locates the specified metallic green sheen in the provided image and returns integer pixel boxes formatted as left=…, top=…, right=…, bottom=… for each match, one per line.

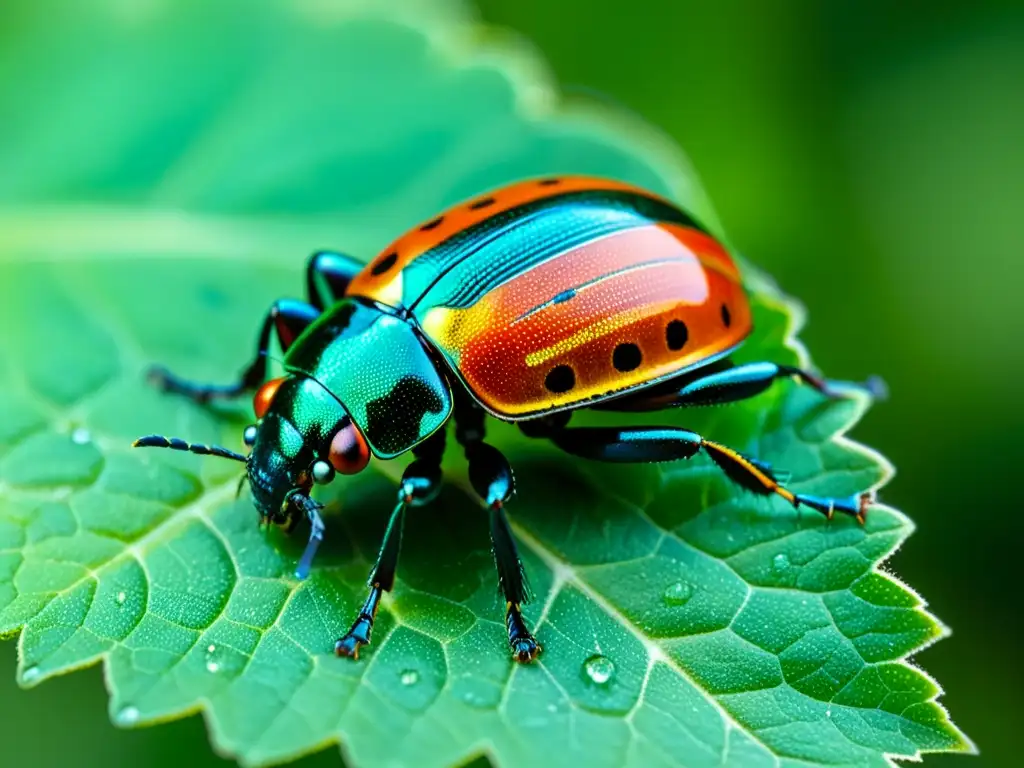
left=284, top=299, right=452, bottom=458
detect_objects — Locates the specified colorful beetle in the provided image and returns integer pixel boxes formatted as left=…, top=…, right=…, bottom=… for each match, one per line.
left=134, top=176, right=875, bottom=663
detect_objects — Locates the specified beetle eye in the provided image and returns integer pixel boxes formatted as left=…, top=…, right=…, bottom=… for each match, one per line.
left=329, top=420, right=370, bottom=475
left=253, top=377, right=287, bottom=419
left=311, top=459, right=335, bottom=485
left=242, top=425, right=258, bottom=447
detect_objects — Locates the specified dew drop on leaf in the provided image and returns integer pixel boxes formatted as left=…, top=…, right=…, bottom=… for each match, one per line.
left=400, top=669, right=419, bottom=686
left=205, top=644, right=220, bottom=672
left=71, top=427, right=91, bottom=445
left=772, top=553, right=791, bottom=572
left=116, top=591, right=126, bottom=605
left=116, top=706, right=140, bottom=726
left=20, top=666, right=40, bottom=684
left=662, top=581, right=693, bottom=605
left=583, top=655, right=615, bottom=685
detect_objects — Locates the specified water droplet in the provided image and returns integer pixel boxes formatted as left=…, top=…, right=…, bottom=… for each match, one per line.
left=207, top=644, right=216, bottom=654
left=662, top=581, right=693, bottom=606
left=206, top=660, right=220, bottom=673
left=400, top=669, right=419, bottom=686
left=116, top=706, right=140, bottom=726
left=71, top=427, right=91, bottom=445
left=452, top=679, right=500, bottom=710
left=583, top=655, right=615, bottom=685
left=21, top=666, right=40, bottom=684
left=772, top=553, right=791, bottom=572
left=116, top=591, right=127, bottom=605
left=826, top=707, right=832, bottom=718
left=546, top=702, right=558, bottom=713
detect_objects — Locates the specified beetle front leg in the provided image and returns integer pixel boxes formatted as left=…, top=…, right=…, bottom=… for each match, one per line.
left=335, top=430, right=445, bottom=660
left=149, top=298, right=320, bottom=404
left=149, top=250, right=361, bottom=404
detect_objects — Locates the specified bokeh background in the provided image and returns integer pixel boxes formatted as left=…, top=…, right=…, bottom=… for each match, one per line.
left=1, top=0, right=1020, bottom=765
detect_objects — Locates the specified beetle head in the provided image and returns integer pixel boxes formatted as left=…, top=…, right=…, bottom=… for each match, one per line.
left=133, top=374, right=371, bottom=532
left=243, top=375, right=371, bottom=528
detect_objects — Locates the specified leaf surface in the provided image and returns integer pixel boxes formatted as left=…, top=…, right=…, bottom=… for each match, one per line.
left=0, top=0, right=970, bottom=765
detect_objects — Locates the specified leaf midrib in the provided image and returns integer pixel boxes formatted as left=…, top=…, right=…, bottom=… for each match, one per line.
left=0, top=205, right=391, bottom=263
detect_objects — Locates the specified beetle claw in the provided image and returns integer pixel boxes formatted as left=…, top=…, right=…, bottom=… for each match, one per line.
left=511, top=637, right=541, bottom=664
left=335, top=634, right=364, bottom=660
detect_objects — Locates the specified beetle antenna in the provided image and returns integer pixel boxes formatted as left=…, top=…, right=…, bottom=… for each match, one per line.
left=132, top=435, right=247, bottom=463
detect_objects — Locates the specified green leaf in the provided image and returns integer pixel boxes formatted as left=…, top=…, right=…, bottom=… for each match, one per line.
left=0, top=0, right=971, bottom=766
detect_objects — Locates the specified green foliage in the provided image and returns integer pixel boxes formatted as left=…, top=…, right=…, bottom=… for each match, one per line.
left=0, top=0, right=970, bottom=766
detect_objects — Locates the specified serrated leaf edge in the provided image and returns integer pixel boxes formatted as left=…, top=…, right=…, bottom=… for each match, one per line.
left=1, top=0, right=974, bottom=764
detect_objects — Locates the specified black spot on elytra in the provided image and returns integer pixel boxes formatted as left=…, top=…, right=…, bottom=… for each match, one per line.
left=469, top=197, right=496, bottom=210
left=612, top=343, right=642, bottom=372
left=544, top=365, right=575, bottom=393
left=365, top=376, right=446, bottom=455
left=420, top=216, right=444, bottom=231
left=371, top=252, right=398, bottom=276
left=721, top=303, right=731, bottom=327
left=666, top=320, right=688, bottom=351
left=538, top=178, right=561, bottom=186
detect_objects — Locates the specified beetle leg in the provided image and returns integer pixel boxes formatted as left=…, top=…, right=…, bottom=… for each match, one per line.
left=148, top=298, right=320, bottom=403
left=544, top=425, right=871, bottom=524
left=596, top=361, right=886, bottom=412
left=305, top=250, right=363, bottom=311
left=457, top=398, right=540, bottom=663
left=335, top=430, right=445, bottom=660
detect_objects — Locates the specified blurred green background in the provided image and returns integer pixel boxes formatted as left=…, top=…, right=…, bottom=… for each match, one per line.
left=1, top=0, right=1020, bottom=765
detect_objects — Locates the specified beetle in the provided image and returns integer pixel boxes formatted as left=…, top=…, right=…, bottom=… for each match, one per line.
left=133, top=175, right=878, bottom=663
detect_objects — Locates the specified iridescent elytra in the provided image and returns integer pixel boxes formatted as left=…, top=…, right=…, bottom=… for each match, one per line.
left=134, top=175, right=877, bottom=663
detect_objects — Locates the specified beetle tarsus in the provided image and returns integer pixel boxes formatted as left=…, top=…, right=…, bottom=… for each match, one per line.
left=334, top=633, right=365, bottom=660
left=335, top=584, right=382, bottom=660
left=507, top=604, right=541, bottom=664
